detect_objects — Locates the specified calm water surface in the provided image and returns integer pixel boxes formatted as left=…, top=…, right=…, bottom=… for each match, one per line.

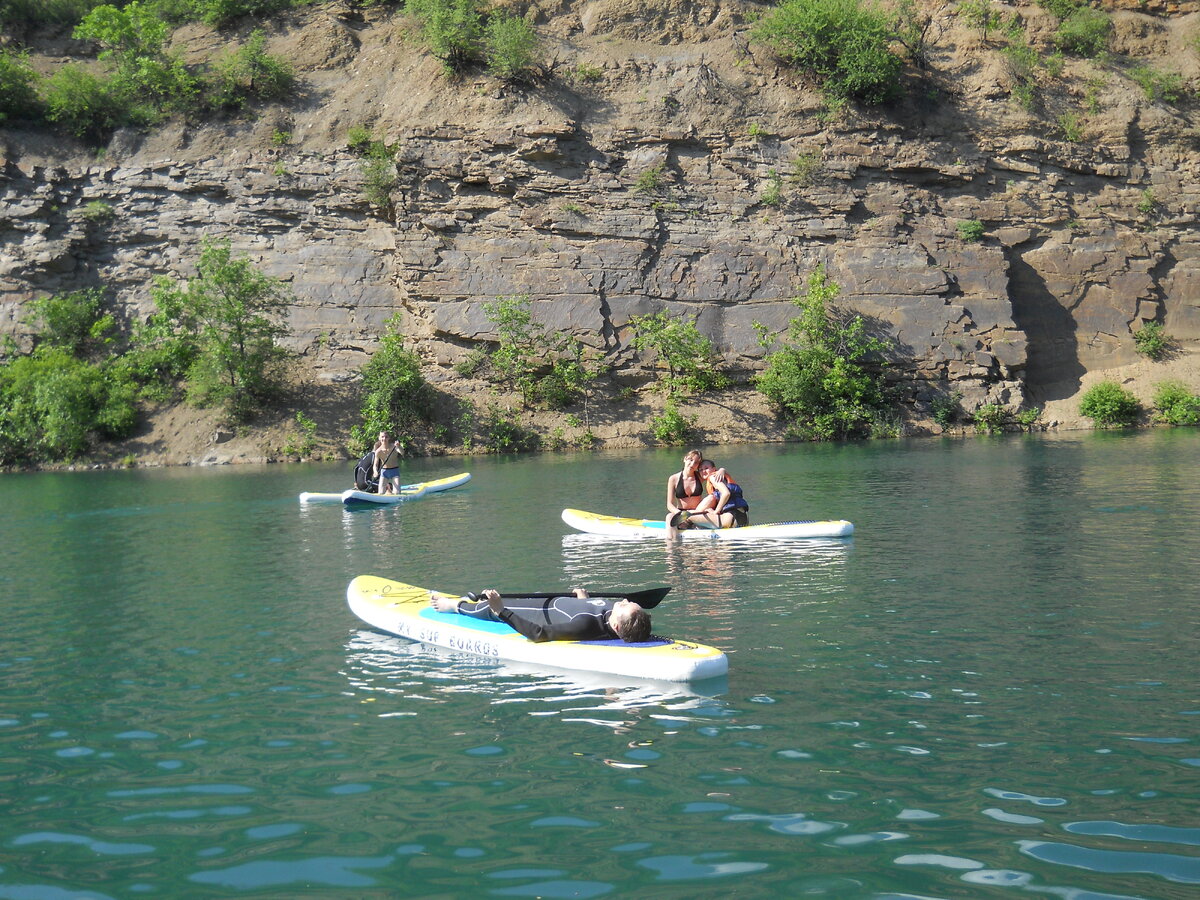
left=1, top=431, right=1198, bottom=898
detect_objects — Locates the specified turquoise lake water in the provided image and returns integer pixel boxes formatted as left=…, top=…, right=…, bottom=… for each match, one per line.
left=1, top=431, right=1198, bottom=898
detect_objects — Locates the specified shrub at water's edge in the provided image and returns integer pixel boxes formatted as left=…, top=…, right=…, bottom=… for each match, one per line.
left=147, top=238, right=294, bottom=422
left=0, top=241, right=303, bottom=466
left=1079, top=381, right=1140, bottom=428
left=629, top=310, right=728, bottom=445
left=0, top=289, right=136, bottom=465
left=1152, top=381, right=1200, bottom=426
left=349, top=312, right=433, bottom=455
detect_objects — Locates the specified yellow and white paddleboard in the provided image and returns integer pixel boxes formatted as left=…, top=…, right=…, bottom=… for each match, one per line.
left=299, top=472, right=471, bottom=504
left=561, top=508, right=854, bottom=540
left=346, top=576, right=728, bottom=683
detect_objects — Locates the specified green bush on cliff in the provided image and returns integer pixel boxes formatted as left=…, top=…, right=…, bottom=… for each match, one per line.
left=958, top=0, right=1004, bottom=39
left=1054, top=6, right=1111, bottom=58
left=43, top=65, right=133, bottom=140
left=0, top=49, right=42, bottom=124
left=1079, top=381, right=1140, bottom=427
left=0, top=0, right=108, bottom=28
left=1133, top=321, right=1171, bottom=360
left=207, top=29, right=295, bottom=109
left=751, top=0, right=902, bottom=105
left=75, top=2, right=200, bottom=114
left=957, top=219, right=985, bottom=241
left=27, top=288, right=116, bottom=359
left=480, top=295, right=602, bottom=412
left=1129, top=65, right=1184, bottom=104
left=1036, top=0, right=1084, bottom=21
left=405, top=0, right=541, bottom=79
left=406, top=0, right=484, bottom=74
left=351, top=313, right=432, bottom=454
left=755, top=265, right=890, bottom=441
left=36, top=5, right=295, bottom=140
left=484, top=12, right=539, bottom=82
left=189, top=0, right=295, bottom=27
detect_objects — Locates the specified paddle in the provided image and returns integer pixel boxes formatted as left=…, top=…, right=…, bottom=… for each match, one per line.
left=469, top=586, right=671, bottom=609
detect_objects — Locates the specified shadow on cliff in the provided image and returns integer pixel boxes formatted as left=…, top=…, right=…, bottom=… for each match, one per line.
left=1006, top=248, right=1085, bottom=404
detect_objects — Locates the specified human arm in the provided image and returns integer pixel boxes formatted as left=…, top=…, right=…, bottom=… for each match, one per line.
left=665, top=472, right=681, bottom=514
left=693, top=468, right=728, bottom=511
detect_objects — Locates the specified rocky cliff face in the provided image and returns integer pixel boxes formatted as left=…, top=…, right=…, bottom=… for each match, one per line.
left=2, top=1, right=1199, bottom=459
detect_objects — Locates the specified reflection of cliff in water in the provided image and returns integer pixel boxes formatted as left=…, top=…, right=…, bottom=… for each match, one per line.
left=558, top=534, right=853, bottom=647
left=342, top=629, right=728, bottom=719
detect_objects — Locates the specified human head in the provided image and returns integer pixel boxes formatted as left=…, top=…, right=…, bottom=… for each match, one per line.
left=699, top=459, right=717, bottom=478
left=379, top=430, right=392, bottom=443
left=609, top=600, right=651, bottom=642
left=683, top=449, right=703, bottom=470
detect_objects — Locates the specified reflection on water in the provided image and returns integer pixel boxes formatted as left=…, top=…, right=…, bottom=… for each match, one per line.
left=342, top=630, right=730, bottom=716
left=560, top=534, right=851, bottom=596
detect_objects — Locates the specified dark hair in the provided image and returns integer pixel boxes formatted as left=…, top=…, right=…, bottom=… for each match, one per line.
left=613, top=606, right=652, bottom=642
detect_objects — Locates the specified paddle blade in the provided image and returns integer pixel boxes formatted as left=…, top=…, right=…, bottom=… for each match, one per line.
left=482, top=586, right=672, bottom=609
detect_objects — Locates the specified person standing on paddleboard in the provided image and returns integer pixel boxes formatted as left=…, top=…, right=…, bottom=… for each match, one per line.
left=430, top=589, right=652, bottom=643
left=372, top=431, right=403, bottom=495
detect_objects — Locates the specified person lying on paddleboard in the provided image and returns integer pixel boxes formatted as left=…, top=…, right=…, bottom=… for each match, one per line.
left=670, top=458, right=749, bottom=532
left=429, top=588, right=652, bottom=643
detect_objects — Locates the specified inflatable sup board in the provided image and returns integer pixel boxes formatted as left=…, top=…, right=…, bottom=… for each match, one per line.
left=561, top=508, right=854, bottom=540
left=299, top=472, right=471, bottom=504
left=346, top=576, right=727, bottom=682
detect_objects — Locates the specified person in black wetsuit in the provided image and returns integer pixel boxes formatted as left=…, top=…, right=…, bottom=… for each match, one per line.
left=429, top=589, right=652, bottom=643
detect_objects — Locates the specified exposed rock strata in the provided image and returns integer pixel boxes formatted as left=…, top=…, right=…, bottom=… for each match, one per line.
left=2, top=2, right=1199, bottom=458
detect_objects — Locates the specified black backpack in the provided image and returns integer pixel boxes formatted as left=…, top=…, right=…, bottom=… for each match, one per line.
left=353, top=451, right=378, bottom=492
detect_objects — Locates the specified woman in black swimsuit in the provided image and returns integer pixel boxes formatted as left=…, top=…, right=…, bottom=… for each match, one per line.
left=665, top=449, right=705, bottom=529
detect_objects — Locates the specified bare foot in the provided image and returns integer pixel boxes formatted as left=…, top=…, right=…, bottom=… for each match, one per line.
left=429, top=592, right=460, bottom=613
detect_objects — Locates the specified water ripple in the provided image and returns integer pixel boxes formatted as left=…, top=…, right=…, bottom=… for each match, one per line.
left=1017, top=839, right=1200, bottom=884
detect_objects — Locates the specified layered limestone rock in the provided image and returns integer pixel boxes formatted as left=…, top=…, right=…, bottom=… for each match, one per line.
left=2, top=1, right=1198, bottom=435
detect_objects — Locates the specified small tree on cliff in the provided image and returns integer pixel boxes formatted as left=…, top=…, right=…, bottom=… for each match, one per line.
left=629, top=311, right=728, bottom=398
left=479, top=295, right=600, bottom=414
left=628, top=311, right=728, bottom=446
left=351, top=313, right=433, bottom=454
left=755, top=266, right=889, bottom=440
left=148, top=238, right=294, bottom=422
